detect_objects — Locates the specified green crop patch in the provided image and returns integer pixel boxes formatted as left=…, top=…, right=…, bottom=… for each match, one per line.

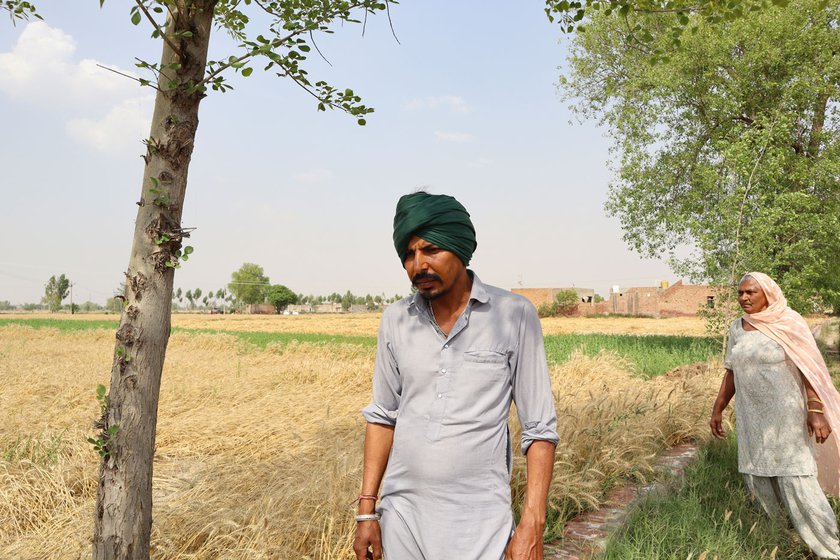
left=543, top=333, right=718, bottom=378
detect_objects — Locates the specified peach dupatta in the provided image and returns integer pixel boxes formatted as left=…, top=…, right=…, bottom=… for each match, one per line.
left=742, top=272, right=840, bottom=496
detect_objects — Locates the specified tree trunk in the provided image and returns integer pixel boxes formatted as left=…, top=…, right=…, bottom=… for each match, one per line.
left=92, top=3, right=216, bottom=558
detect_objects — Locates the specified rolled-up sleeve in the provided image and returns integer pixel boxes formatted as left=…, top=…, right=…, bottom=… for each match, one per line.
left=512, top=302, right=559, bottom=454
left=362, top=314, right=402, bottom=426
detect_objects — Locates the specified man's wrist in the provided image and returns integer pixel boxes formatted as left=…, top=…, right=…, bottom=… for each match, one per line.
left=519, top=507, right=546, bottom=527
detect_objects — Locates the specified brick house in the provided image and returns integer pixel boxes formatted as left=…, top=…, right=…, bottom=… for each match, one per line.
left=511, top=287, right=597, bottom=315
left=600, top=280, right=718, bottom=317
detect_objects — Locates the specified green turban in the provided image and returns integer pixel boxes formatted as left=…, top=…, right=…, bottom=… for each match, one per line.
left=392, top=192, right=477, bottom=265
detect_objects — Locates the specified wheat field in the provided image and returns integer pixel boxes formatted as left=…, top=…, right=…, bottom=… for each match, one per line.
left=0, top=317, right=722, bottom=559
left=6, top=312, right=709, bottom=337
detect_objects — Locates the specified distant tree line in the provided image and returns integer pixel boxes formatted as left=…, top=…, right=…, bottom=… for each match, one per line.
left=163, top=263, right=405, bottom=313
left=5, top=267, right=404, bottom=314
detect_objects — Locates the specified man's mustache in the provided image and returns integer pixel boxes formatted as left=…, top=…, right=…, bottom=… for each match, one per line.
left=412, top=273, right=441, bottom=285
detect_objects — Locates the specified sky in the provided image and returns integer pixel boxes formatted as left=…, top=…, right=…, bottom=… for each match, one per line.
left=0, top=1, right=677, bottom=306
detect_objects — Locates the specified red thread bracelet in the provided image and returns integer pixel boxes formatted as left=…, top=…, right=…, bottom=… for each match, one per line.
left=349, top=494, right=379, bottom=506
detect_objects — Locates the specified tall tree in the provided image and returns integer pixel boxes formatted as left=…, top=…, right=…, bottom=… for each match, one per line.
left=228, top=262, right=270, bottom=305
left=265, top=283, right=298, bottom=312
left=1, top=2, right=395, bottom=557
left=560, top=0, right=840, bottom=313
left=544, top=0, right=789, bottom=38
left=42, top=273, right=70, bottom=312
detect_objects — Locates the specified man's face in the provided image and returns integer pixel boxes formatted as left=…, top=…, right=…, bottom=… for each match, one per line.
left=738, top=277, right=769, bottom=314
left=403, top=235, right=466, bottom=300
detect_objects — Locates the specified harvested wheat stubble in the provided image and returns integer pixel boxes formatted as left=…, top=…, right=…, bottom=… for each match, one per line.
left=0, top=326, right=721, bottom=559
left=4, top=312, right=709, bottom=338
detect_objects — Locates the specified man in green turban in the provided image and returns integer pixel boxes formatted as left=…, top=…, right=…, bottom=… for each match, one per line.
left=354, top=192, right=559, bottom=560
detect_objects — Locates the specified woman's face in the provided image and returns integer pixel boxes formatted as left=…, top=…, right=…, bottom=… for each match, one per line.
left=738, top=277, right=769, bottom=314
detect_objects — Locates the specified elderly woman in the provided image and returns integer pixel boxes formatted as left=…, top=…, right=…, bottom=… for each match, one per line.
left=710, top=272, right=840, bottom=558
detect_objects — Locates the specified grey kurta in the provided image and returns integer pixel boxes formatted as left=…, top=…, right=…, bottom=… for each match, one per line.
left=362, top=272, right=559, bottom=560
left=725, top=319, right=816, bottom=476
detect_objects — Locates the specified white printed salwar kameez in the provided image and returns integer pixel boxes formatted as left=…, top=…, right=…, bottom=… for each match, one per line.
left=362, top=273, right=559, bottom=560
left=727, top=319, right=840, bottom=559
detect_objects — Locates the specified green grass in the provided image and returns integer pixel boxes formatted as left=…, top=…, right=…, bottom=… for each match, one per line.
left=0, top=318, right=375, bottom=348
left=543, top=333, right=719, bottom=378
left=2, top=431, right=66, bottom=466
left=0, top=318, right=717, bottom=375
left=602, top=435, right=818, bottom=560
left=604, top=332, right=840, bottom=560
left=0, top=317, right=119, bottom=331
left=177, top=327, right=377, bottom=348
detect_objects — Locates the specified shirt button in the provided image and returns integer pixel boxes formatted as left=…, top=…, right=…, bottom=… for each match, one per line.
left=437, top=393, right=443, bottom=399
left=444, top=344, right=449, bottom=349
left=441, top=368, right=447, bottom=374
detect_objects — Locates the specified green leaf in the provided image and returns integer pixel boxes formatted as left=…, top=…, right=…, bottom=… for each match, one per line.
left=241, top=67, right=253, bottom=77
left=131, top=11, right=141, bottom=25
left=357, top=118, right=367, bottom=126
left=96, top=384, right=106, bottom=397
left=183, top=246, right=194, bottom=255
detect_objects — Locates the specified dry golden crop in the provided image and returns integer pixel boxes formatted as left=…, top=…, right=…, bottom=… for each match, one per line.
left=0, top=323, right=721, bottom=559
left=9, top=311, right=709, bottom=337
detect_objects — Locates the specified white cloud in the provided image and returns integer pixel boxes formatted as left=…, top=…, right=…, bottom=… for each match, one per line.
left=0, top=21, right=140, bottom=106
left=0, top=22, right=154, bottom=156
left=293, top=168, right=335, bottom=183
left=404, top=95, right=471, bottom=113
left=66, top=95, right=154, bottom=156
left=434, top=131, right=475, bottom=143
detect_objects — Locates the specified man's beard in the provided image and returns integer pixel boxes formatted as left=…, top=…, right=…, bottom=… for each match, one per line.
left=412, top=272, right=444, bottom=300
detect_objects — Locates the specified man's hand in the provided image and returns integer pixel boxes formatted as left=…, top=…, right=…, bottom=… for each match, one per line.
left=505, top=512, right=544, bottom=560
left=353, top=520, right=382, bottom=560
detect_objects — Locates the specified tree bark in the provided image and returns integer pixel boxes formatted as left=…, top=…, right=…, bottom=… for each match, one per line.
left=806, top=92, right=828, bottom=158
left=92, top=3, right=217, bottom=558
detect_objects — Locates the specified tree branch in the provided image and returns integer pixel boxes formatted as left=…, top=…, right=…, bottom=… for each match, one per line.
left=309, top=30, right=333, bottom=66
left=96, top=63, right=163, bottom=92
left=196, top=28, right=306, bottom=88
left=385, top=0, right=401, bottom=45
left=806, top=93, right=828, bottom=158
left=134, top=0, right=183, bottom=58
left=199, top=0, right=378, bottom=88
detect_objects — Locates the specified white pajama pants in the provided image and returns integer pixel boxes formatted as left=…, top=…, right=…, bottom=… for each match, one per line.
left=744, top=473, right=840, bottom=559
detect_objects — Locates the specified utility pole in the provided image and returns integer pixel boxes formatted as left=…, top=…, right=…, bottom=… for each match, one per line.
left=69, top=282, right=74, bottom=315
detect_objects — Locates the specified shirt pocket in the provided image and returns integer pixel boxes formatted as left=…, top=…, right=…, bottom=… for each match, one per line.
left=463, top=350, right=508, bottom=366
left=460, top=350, right=511, bottom=386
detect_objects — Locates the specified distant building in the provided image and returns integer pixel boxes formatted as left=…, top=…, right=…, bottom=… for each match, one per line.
left=512, top=287, right=597, bottom=315
left=246, top=303, right=276, bottom=314
left=599, top=280, right=717, bottom=317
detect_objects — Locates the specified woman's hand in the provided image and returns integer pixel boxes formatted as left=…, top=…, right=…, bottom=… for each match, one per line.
left=710, top=408, right=726, bottom=439
left=808, top=411, right=832, bottom=444
left=710, top=370, right=735, bottom=440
